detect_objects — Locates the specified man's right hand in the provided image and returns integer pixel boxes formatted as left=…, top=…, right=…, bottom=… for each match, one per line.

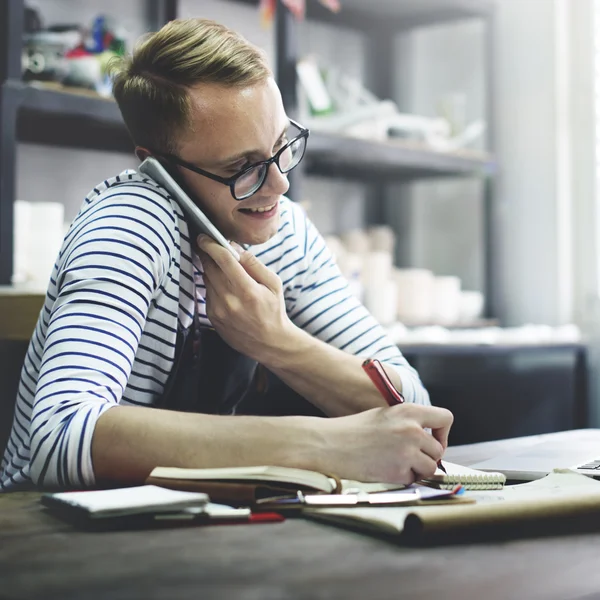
left=321, top=404, right=454, bottom=485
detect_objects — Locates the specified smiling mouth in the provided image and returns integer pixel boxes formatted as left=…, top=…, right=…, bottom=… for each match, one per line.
left=239, top=202, right=278, bottom=214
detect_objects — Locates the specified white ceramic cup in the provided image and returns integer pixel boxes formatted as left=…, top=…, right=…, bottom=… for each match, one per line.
left=12, top=200, right=32, bottom=284
left=458, top=290, right=485, bottom=324
left=394, top=268, right=435, bottom=325
left=431, top=275, right=462, bottom=325
left=26, top=201, right=65, bottom=286
left=362, top=251, right=393, bottom=288
left=365, top=278, right=398, bottom=326
left=367, top=225, right=396, bottom=254
left=340, top=229, right=371, bottom=256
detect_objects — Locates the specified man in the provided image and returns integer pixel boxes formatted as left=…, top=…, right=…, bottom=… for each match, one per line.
left=0, top=18, right=452, bottom=491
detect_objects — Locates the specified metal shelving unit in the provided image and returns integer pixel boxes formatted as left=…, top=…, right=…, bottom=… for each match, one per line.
left=1, top=79, right=498, bottom=174
left=0, top=0, right=176, bottom=283
left=0, top=0, right=498, bottom=303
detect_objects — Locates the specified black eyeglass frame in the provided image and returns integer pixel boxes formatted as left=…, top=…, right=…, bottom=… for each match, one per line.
left=154, top=118, right=310, bottom=201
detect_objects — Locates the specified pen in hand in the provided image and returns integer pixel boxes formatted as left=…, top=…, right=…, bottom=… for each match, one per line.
left=361, top=358, right=447, bottom=475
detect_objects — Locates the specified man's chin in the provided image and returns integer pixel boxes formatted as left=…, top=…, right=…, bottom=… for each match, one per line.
left=236, top=232, right=275, bottom=247
left=232, top=223, right=279, bottom=247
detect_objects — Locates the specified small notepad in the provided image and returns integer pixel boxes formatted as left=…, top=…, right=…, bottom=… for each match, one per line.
left=42, top=485, right=209, bottom=519
left=422, top=461, right=506, bottom=490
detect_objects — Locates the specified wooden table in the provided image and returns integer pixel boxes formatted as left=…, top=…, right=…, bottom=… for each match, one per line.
left=0, top=286, right=45, bottom=341
left=3, top=438, right=600, bottom=600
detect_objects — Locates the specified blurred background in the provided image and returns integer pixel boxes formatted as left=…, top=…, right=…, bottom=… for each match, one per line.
left=0, top=0, right=598, bottom=447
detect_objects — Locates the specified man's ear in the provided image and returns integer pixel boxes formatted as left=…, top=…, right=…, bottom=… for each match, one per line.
left=135, top=146, right=152, bottom=161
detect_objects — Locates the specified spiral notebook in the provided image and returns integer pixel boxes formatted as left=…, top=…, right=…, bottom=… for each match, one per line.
left=422, top=461, right=506, bottom=490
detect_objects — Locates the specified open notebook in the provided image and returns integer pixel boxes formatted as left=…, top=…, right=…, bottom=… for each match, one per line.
left=304, top=470, right=600, bottom=542
left=146, top=461, right=505, bottom=504
left=147, top=465, right=406, bottom=504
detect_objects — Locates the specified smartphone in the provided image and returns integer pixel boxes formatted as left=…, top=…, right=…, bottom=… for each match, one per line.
left=138, top=156, right=240, bottom=261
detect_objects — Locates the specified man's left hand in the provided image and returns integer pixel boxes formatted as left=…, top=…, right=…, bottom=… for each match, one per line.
left=197, top=235, right=296, bottom=363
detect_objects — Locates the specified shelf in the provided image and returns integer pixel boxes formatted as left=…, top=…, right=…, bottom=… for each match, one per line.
left=328, top=0, right=494, bottom=29
left=306, top=131, right=496, bottom=181
left=232, top=0, right=494, bottom=31
left=3, top=80, right=133, bottom=153
left=398, top=343, right=586, bottom=357
left=4, top=81, right=495, bottom=179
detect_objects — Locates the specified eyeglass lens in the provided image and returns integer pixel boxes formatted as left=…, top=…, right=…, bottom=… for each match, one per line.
left=233, top=130, right=307, bottom=199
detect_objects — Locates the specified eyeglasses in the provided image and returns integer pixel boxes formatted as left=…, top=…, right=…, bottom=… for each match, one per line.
left=156, top=119, right=309, bottom=201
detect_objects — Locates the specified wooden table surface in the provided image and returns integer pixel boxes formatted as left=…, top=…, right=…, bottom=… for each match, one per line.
left=3, top=488, right=600, bottom=600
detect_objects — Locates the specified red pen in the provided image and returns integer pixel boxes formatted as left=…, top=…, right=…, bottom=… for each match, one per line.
left=362, top=358, right=405, bottom=405
left=361, top=358, right=447, bottom=474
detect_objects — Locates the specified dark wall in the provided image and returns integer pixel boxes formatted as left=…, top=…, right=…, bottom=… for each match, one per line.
left=0, top=340, right=28, bottom=455
left=0, top=341, right=587, bottom=457
left=403, top=345, right=587, bottom=446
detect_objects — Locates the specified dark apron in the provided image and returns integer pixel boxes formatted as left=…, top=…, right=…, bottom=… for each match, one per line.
left=158, top=312, right=326, bottom=418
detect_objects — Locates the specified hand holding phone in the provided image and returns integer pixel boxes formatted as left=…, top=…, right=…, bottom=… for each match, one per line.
left=138, top=157, right=240, bottom=261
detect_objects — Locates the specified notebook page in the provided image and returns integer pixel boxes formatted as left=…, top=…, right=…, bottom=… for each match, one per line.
left=340, top=480, right=406, bottom=494
left=468, top=469, right=600, bottom=504
left=306, top=505, right=414, bottom=535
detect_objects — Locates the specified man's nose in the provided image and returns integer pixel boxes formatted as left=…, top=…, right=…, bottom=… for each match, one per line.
left=262, top=161, right=290, bottom=196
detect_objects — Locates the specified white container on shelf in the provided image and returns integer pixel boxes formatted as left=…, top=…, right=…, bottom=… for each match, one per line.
left=362, top=251, right=393, bottom=288
left=24, top=201, right=65, bottom=287
left=340, top=229, right=370, bottom=256
left=362, top=251, right=395, bottom=321
left=431, top=275, right=462, bottom=325
left=457, top=290, right=485, bottom=324
left=367, top=225, right=396, bottom=254
left=12, top=200, right=32, bottom=284
left=365, top=278, right=398, bottom=326
left=394, top=268, right=435, bottom=325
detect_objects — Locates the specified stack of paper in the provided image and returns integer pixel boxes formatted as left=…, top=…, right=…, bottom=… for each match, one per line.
left=42, top=485, right=249, bottom=521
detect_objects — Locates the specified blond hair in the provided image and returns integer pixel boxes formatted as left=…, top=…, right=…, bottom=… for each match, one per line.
left=109, top=18, right=272, bottom=153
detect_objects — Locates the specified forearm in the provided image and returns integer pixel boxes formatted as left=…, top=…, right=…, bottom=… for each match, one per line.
left=262, top=326, right=400, bottom=417
left=91, top=405, right=330, bottom=484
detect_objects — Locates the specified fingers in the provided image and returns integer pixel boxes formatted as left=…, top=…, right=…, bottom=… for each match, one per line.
left=405, top=404, right=453, bottom=430
left=403, top=404, right=453, bottom=450
left=411, top=452, right=439, bottom=481
left=197, top=235, right=281, bottom=293
left=384, top=404, right=452, bottom=470
left=198, top=248, right=236, bottom=298
left=198, top=237, right=256, bottom=302
left=197, top=235, right=247, bottom=287
left=429, top=408, right=453, bottom=451
left=399, top=430, right=442, bottom=484
left=432, top=423, right=451, bottom=452
left=239, top=251, right=281, bottom=293
left=418, top=426, right=445, bottom=463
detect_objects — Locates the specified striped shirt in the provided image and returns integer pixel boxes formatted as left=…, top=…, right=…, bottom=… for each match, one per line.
left=0, top=170, right=429, bottom=491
